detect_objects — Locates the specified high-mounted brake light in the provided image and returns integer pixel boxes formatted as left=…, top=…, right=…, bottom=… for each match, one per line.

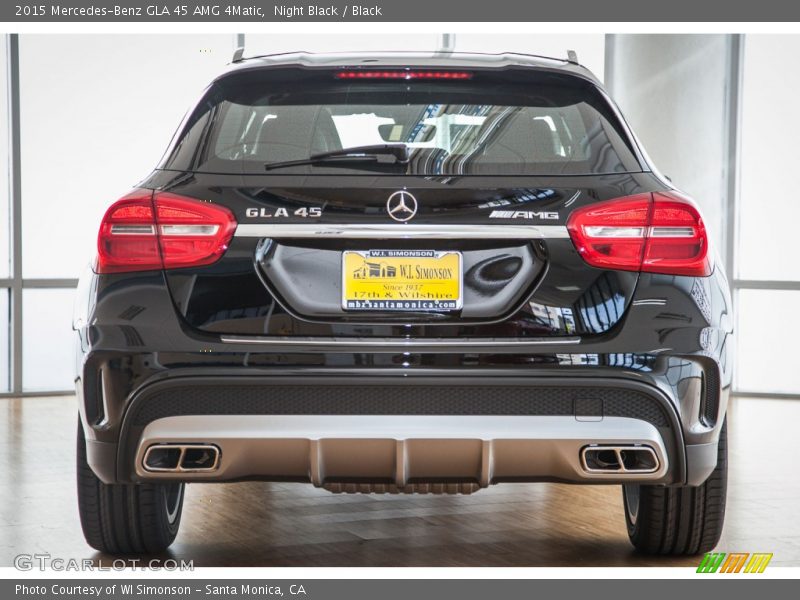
left=566, top=192, right=711, bottom=277
left=97, top=190, right=237, bottom=274
left=335, top=70, right=473, bottom=80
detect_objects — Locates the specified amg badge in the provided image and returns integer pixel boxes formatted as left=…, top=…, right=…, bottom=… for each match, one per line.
left=489, top=210, right=559, bottom=220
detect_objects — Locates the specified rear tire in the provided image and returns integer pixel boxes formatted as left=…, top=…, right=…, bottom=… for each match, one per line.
left=622, top=419, right=727, bottom=555
left=77, top=419, right=184, bottom=554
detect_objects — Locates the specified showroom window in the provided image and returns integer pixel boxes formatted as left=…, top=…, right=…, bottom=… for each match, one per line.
left=606, top=34, right=730, bottom=252
left=1, top=34, right=10, bottom=392
left=736, top=35, right=800, bottom=396
left=0, top=290, right=7, bottom=393
left=0, top=35, right=8, bottom=282
left=2, top=34, right=240, bottom=394
left=739, top=36, right=800, bottom=283
left=18, top=34, right=237, bottom=281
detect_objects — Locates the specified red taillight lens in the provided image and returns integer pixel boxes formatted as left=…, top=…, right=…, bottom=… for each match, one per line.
left=154, top=193, right=237, bottom=270
left=96, top=190, right=237, bottom=274
left=566, top=192, right=711, bottom=277
left=335, top=70, right=473, bottom=80
left=97, top=190, right=161, bottom=273
left=566, top=193, right=652, bottom=271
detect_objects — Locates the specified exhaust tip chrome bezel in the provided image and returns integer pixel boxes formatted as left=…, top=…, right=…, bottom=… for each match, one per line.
left=580, top=444, right=660, bottom=475
left=142, top=443, right=221, bottom=473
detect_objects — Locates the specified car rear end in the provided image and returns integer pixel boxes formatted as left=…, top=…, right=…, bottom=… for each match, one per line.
left=74, top=53, right=733, bottom=555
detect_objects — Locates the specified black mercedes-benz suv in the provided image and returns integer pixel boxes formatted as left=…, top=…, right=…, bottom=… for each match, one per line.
left=73, top=51, right=732, bottom=557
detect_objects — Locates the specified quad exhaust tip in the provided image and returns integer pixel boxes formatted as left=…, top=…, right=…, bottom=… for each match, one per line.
left=581, top=444, right=659, bottom=474
left=143, top=444, right=220, bottom=473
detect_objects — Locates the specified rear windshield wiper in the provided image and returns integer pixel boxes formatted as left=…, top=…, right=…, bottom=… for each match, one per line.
left=264, top=144, right=410, bottom=171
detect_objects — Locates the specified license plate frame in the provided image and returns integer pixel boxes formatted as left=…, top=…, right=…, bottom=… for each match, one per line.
left=341, top=249, right=463, bottom=312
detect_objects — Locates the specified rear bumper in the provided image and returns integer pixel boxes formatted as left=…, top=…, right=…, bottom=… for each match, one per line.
left=75, top=260, right=732, bottom=492
left=133, top=414, right=671, bottom=489
left=76, top=373, right=728, bottom=489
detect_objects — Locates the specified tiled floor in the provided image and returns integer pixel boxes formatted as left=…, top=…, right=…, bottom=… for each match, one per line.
left=1, top=395, right=797, bottom=566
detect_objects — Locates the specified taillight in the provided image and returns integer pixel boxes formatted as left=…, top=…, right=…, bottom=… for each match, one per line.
left=566, top=192, right=711, bottom=277
left=97, top=190, right=161, bottom=273
left=97, top=190, right=236, bottom=274
left=153, top=193, right=237, bottom=270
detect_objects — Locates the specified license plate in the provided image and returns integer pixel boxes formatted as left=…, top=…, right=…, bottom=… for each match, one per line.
left=342, top=250, right=462, bottom=311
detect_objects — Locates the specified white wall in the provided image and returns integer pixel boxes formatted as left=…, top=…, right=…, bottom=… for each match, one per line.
left=454, top=34, right=605, bottom=81
left=245, top=33, right=440, bottom=55
left=608, top=35, right=730, bottom=252
left=18, top=34, right=237, bottom=281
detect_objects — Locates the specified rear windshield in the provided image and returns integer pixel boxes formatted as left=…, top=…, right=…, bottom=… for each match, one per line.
left=163, top=68, right=642, bottom=176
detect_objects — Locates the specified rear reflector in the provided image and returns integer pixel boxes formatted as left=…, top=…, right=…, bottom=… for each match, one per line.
left=97, top=190, right=236, bottom=274
left=566, top=192, right=711, bottom=276
left=335, top=70, right=473, bottom=80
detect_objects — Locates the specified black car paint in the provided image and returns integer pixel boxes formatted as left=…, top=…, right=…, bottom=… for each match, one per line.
left=73, top=54, right=733, bottom=489
left=143, top=172, right=656, bottom=333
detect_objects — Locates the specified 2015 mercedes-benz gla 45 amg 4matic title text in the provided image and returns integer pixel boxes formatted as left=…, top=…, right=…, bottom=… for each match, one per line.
left=74, top=52, right=732, bottom=556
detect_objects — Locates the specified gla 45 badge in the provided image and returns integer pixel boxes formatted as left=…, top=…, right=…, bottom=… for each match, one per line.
left=245, top=207, right=323, bottom=218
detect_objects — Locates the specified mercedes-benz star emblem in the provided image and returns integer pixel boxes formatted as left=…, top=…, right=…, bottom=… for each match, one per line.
left=386, top=191, right=418, bottom=222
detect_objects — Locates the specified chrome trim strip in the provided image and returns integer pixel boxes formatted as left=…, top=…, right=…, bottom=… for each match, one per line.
left=219, top=335, right=581, bottom=347
left=632, top=298, right=667, bottom=306
left=234, top=223, right=570, bottom=239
